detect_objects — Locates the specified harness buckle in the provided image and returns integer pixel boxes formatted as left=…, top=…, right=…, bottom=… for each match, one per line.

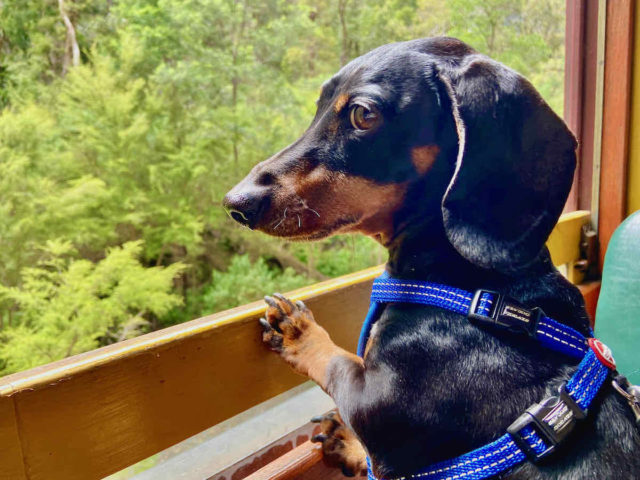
left=468, top=290, right=543, bottom=338
left=507, top=382, right=586, bottom=461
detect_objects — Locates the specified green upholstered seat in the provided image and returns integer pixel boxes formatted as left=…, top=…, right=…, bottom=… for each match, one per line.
left=595, top=210, right=640, bottom=384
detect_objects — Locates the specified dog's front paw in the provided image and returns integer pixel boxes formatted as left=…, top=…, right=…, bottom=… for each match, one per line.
left=311, top=411, right=368, bottom=477
left=259, top=294, right=330, bottom=376
left=260, top=293, right=313, bottom=352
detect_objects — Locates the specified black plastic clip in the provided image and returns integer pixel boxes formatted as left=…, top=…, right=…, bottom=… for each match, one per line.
left=468, top=290, right=544, bottom=338
left=507, top=382, right=587, bottom=461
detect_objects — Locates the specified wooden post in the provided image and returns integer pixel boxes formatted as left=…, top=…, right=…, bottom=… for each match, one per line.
left=598, top=0, right=635, bottom=268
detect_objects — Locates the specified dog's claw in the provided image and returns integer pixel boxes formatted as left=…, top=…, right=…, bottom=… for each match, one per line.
left=309, top=411, right=367, bottom=477
left=260, top=292, right=323, bottom=381
left=259, top=318, right=271, bottom=331
left=264, top=296, right=280, bottom=310
left=273, top=293, right=295, bottom=312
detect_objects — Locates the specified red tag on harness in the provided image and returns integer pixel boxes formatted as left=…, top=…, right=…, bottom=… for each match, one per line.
left=588, top=338, right=616, bottom=370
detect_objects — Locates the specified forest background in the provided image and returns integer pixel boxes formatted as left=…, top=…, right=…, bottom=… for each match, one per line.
left=0, top=0, right=565, bottom=375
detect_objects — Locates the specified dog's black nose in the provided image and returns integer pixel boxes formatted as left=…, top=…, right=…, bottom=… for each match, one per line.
left=223, top=191, right=269, bottom=229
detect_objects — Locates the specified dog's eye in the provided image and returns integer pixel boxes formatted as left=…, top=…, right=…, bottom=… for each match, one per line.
left=349, top=104, right=380, bottom=131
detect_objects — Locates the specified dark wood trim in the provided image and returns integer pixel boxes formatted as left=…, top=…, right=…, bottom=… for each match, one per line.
left=209, top=420, right=322, bottom=480
left=564, top=0, right=585, bottom=141
left=598, top=0, right=635, bottom=268
left=564, top=0, right=601, bottom=213
left=564, top=0, right=586, bottom=212
left=578, top=0, right=601, bottom=212
left=243, top=441, right=324, bottom=480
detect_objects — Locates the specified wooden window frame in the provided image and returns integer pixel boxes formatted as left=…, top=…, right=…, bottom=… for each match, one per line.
left=598, top=0, right=634, bottom=267
left=564, top=0, right=635, bottom=267
left=564, top=0, right=597, bottom=213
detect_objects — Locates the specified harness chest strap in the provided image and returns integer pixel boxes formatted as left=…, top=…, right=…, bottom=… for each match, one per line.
left=359, top=274, right=617, bottom=480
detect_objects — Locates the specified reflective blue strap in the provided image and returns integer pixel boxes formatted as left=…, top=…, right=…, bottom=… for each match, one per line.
left=367, top=428, right=546, bottom=480
left=536, top=317, right=588, bottom=358
left=358, top=301, right=384, bottom=357
left=371, top=278, right=490, bottom=316
left=369, top=277, right=588, bottom=358
left=357, top=271, right=391, bottom=357
left=566, top=349, right=610, bottom=411
left=362, top=274, right=610, bottom=480
left=366, top=351, right=608, bottom=480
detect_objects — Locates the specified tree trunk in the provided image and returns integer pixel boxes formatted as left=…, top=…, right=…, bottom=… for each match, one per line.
left=58, top=0, right=80, bottom=75
left=232, top=76, right=239, bottom=175
left=487, top=20, right=497, bottom=54
left=237, top=234, right=329, bottom=281
left=65, top=333, right=79, bottom=357
left=338, top=0, right=350, bottom=66
left=231, top=0, right=248, bottom=176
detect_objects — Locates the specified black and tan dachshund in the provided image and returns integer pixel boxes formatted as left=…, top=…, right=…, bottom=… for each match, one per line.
left=223, top=37, right=640, bottom=479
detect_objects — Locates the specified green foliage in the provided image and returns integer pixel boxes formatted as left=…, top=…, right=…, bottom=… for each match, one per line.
left=292, top=235, right=386, bottom=278
left=0, top=241, right=183, bottom=375
left=163, top=255, right=309, bottom=325
left=202, top=254, right=308, bottom=312
left=445, top=0, right=565, bottom=113
left=0, top=0, right=566, bottom=374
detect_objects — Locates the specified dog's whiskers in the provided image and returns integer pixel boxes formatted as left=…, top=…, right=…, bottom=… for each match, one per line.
left=272, top=200, right=318, bottom=231
left=301, top=199, right=321, bottom=218
left=273, top=208, right=288, bottom=229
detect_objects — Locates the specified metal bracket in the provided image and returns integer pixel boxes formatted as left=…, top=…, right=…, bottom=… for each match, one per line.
left=612, top=376, right=640, bottom=427
left=574, top=224, right=598, bottom=280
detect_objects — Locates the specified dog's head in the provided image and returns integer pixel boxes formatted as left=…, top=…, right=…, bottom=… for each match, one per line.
left=223, top=37, right=576, bottom=273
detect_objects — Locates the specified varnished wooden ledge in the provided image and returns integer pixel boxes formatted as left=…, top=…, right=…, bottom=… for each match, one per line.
left=0, top=264, right=383, bottom=397
left=0, top=266, right=382, bottom=480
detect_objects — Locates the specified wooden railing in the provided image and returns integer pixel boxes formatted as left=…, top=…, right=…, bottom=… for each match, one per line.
left=0, top=211, right=594, bottom=480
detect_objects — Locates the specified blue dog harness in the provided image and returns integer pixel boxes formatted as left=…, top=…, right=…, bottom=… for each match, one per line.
left=358, top=273, right=621, bottom=480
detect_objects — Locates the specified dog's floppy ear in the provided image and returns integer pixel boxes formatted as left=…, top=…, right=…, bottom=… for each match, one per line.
left=436, top=55, right=577, bottom=274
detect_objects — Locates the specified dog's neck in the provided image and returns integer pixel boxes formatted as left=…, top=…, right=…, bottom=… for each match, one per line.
left=386, top=213, right=553, bottom=284
left=373, top=126, right=555, bottom=291
left=382, top=144, right=550, bottom=288
left=379, top=123, right=500, bottom=284
left=382, top=182, right=593, bottom=342
left=384, top=188, right=499, bottom=286
left=387, top=217, right=471, bottom=277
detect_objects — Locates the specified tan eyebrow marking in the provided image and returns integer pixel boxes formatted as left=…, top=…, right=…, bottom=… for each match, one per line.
left=411, top=145, right=440, bottom=175
left=333, top=93, right=350, bottom=113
